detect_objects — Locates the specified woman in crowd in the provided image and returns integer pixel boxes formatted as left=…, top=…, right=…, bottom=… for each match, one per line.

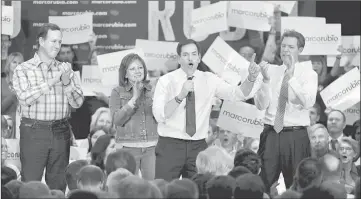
left=109, top=53, right=158, bottom=180
left=86, top=126, right=115, bottom=157
left=338, top=137, right=360, bottom=194
left=89, top=107, right=113, bottom=133
left=90, top=134, right=116, bottom=171
left=1, top=52, right=24, bottom=139
left=243, top=137, right=260, bottom=154
left=196, top=146, right=233, bottom=176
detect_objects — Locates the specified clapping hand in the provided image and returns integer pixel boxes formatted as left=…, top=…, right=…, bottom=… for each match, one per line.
left=247, top=53, right=261, bottom=82
left=259, top=61, right=270, bottom=82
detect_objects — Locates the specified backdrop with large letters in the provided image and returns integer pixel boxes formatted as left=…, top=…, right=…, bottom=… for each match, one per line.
left=7, top=0, right=293, bottom=65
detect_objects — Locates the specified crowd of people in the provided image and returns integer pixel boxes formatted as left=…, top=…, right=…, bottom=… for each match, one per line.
left=1, top=4, right=360, bottom=199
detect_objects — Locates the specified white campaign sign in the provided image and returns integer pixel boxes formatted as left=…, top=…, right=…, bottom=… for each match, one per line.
left=344, top=102, right=360, bottom=126
left=2, top=6, right=14, bottom=36
left=5, top=139, right=21, bottom=171
left=70, top=146, right=88, bottom=161
left=202, top=36, right=251, bottom=85
left=135, top=39, right=179, bottom=72
left=228, top=1, right=274, bottom=32
left=97, top=49, right=145, bottom=86
left=49, top=13, right=93, bottom=45
left=281, top=17, right=341, bottom=55
left=191, top=1, right=228, bottom=39
left=217, top=101, right=265, bottom=139
left=320, top=67, right=360, bottom=111
left=327, top=36, right=360, bottom=67
left=81, top=65, right=113, bottom=96
left=268, top=1, right=296, bottom=14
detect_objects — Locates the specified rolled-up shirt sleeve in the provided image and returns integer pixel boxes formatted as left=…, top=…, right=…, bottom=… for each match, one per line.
left=109, top=88, right=137, bottom=127
left=12, top=65, right=51, bottom=106
left=152, top=77, right=168, bottom=123
left=211, top=74, right=246, bottom=102
left=288, top=70, right=318, bottom=109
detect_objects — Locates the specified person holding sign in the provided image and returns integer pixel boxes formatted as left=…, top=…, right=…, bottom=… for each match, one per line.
left=152, top=39, right=271, bottom=181
left=11, top=23, right=84, bottom=192
left=109, top=53, right=158, bottom=180
left=256, top=30, right=318, bottom=192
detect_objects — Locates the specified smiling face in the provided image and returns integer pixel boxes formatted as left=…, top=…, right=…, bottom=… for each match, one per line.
left=126, top=59, right=145, bottom=83
left=178, top=43, right=200, bottom=76
left=96, top=112, right=112, bottom=130
left=280, top=37, right=302, bottom=64
left=39, top=29, right=62, bottom=59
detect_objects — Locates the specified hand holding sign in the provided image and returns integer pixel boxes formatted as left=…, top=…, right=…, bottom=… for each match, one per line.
left=247, top=53, right=260, bottom=82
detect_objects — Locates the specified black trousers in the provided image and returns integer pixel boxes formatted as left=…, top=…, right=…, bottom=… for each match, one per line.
left=258, top=124, right=311, bottom=193
left=20, top=117, right=71, bottom=192
left=155, top=136, right=208, bottom=182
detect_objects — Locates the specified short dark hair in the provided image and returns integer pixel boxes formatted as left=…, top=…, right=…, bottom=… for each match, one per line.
left=176, top=39, right=202, bottom=56
left=65, top=160, right=89, bottom=190
left=118, top=53, right=148, bottom=86
left=233, top=149, right=262, bottom=174
left=234, top=173, right=265, bottom=199
left=327, top=109, right=346, bottom=123
left=4, top=180, right=24, bottom=199
left=77, top=165, right=105, bottom=187
left=190, top=173, right=215, bottom=199
left=228, top=166, right=251, bottom=179
left=105, top=149, right=137, bottom=175
left=68, top=190, right=99, bottom=199
left=281, top=30, right=306, bottom=49
left=294, top=157, right=323, bottom=191
left=206, top=175, right=236, bottom=199
left=1, top=166, right=17, bottom=186
left=36, top=23, right=61, bottom=46
left=1, top=186, right=14, bottom=199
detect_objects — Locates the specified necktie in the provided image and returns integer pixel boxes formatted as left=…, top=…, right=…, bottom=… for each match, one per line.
left=274, top=74, right=291, bottom=133
left=331, top=139, right=338, bottom=151
left=186, top=76, right=196, bottom=137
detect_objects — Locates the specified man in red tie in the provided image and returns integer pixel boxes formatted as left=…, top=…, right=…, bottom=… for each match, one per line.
left=255, top=30, right=318, bottom=192
left=152, top=39, right=271, bottom=181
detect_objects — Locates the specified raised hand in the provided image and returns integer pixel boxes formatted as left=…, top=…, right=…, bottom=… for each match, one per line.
left=248, top=53, right=261, bottom=82
left=259, top=61, right=270, bottom=82
left=132, top=81, right=144, bottom=100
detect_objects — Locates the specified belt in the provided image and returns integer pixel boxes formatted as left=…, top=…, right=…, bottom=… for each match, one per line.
left=264, top=124, right=305, bottom=131
left=159, top=136, right=205, bottom=143
left=21, top=117, right=69, bottom=127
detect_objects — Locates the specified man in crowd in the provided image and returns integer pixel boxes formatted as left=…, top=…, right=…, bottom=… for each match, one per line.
left=153, top=39, right=271, bottom=181
left=12, top=23, right=84, bottom=191
left=256, top=30, right=318, bottom=192
left=1, top=34, right=12, bottom=69
left=327, top=109, right=347, bottom=151
left=309, top=123, right=337, bottom=159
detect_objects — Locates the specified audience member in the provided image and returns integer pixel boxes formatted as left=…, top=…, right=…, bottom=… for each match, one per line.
left=327, top=109, right=347, bottom=151
left=166, top=181, right=197, bottom=199
left=308, top=124, right=336, bottom=159
left=172, top=179, right=199, bottom=199
left=90, top=134, right=116, bottom=170
left=105, top=149, right=137, bottom=175
left=87, top=126, right=114, bottom=154
left=243, top=137, right=260, bottom=154
left=50, top=189, right=66, bottom=198
left=190, top=173, right=215, bottom=199
left=18, top=181, right=51, bottom=198
left=319, top=153, right=342, bottom=183
left=234, top=173, right=266, bottom=199
left=228, top=166, right=252, bottom=178
left=1, top=166, right=17, bottom=186
left=106, top=168, right=133, bottom=194
left=352, top=120, right=360, bottom=142
left=77, top=165, right=105, bottom=192
left=65, top=160, right=89, bottom=192
left=206, top=175, right=236, bottom=199
left=320, top=180, right=348, bottom=199
left=152, top=179, right=169, bottom=198
left=196, top=146, right=234, bottom=175
left=275, top=190, right=301, bottom=199
left=68, top=190, right=99, bottom=199
left=90, top=107, right=113, bottom=133
left=291, top=157, right=323, bottom=193
left=234, top=149, right=262, bottom=175
left=4, top=180, right=23, bottom=199
left=2, top=185, right=14, bottom=199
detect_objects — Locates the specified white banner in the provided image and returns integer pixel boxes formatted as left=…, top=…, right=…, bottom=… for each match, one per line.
left=1, top=6, right=14, bottom=36
left=268, top=1, right=296, bottom=14
left=202, top=36, right=250, bottom=85
left=5, top=139, right=21, bottom=171
left=281, top=17, right=341, bottom=55
left=327, top=36, right=360, bottom=67
left=135, top=39, right=179, bottom=73
left=344, top=102, right=360, bottom=126
left=49, top=13, right=93, bottom=45
left=70, top=146, right=88, bottom=161
left=97, top=49, right=145, bottom=86
left=320, top=67, right=360, bottom=111
left=81, top=65, right=113, bottom=96
left=228, top=1, right=274, bottom=32
left=217, top=101, right=265, bottom=139
left=191, top=1, right=228, bottom=39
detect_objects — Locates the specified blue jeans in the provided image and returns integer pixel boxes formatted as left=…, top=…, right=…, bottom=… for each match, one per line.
left=122, top=146, right=156, bottom=180
left=19, top=117, right=70, bottom=192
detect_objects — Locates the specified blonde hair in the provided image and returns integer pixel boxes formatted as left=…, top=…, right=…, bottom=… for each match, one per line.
left=5, top=52, right=24, bottom=89
left=196, top=146, right=233, bottom=175
left=90, top=107, right=112, bottom=132
left=309, top=123, right=328, bottom=136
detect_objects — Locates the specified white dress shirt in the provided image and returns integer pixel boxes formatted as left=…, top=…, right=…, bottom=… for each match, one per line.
left=153, top=69, right=269, bottom=140
left=328, top=133, right=344, bottom=150
left=255, top=63, right=318, bottom=127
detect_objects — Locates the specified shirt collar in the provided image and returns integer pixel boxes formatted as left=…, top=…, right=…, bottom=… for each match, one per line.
left=177, top=68, right=200, bottom=79
left=32, top=52, right=57, bottom=68
left=329, top=133, right=344, bottom=142
left=125, top=80, right=152, bottom=92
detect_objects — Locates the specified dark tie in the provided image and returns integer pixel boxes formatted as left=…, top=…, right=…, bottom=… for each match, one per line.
left=331, top=139, right=338, bottom=151
left=274, top=74, right=291, bottom=133
left=186, top=76, right=196, bottom=137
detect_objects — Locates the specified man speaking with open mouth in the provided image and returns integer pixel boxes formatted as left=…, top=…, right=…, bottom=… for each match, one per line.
left=152, top=39, right=271, bottom=181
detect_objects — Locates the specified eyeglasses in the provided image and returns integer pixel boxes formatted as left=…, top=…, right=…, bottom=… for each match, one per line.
left=339, top=147, right=353, bottom=152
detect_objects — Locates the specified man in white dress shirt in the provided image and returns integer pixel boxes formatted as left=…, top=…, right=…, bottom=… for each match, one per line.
left=254, top=30, right=318, bottom=192
left=152, top=39, right=270, bottom=181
